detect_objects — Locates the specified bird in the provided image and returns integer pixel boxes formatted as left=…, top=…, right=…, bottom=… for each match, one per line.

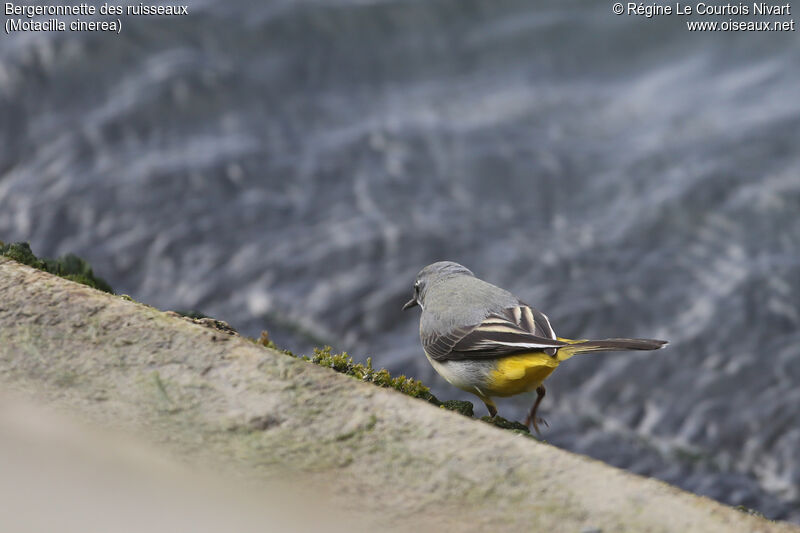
left=403, top=261, right=667, bottom=433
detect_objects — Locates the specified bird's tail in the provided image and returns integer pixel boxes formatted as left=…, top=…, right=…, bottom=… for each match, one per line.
left=555, top=337, right=667, bottom=362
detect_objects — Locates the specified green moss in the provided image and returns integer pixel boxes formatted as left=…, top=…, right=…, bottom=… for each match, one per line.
left=255, top=339, right=436, bottom=401
left=1, top=242, right=113, bottom=293
left=42, top=253, right=113, bottom=293
left=441, top=400, right=474, bottom=417
left=734, top=505, right=766, bottom=518
left=303, top=346, right=439, bottom=404
left=0, top=241, right=42, bottom=267
left=253, top=330, right=295, bottom=356
left=174, top=310, right=209, bottom=319
left=256, top=330, right=278, bottom=350
left=480, top=415, right=533, bottom=436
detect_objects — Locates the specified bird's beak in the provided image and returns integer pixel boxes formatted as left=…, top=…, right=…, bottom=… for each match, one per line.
left=402, top=298, right=418, bottom=310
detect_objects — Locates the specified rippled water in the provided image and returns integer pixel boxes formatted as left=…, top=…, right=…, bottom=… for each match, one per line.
left=2, top=0, right=799, bottom=521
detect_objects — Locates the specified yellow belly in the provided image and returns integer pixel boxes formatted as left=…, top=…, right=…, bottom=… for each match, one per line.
left=485, top=352, right=560, bottom=397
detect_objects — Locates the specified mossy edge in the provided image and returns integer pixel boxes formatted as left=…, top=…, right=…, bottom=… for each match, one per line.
left=0, top=241, right=113, bottom=293
left=0, top=240, right=534, bottom=435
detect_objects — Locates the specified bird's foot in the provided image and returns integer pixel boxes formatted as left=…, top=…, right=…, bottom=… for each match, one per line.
left=525, top=415, right=549, bottom=435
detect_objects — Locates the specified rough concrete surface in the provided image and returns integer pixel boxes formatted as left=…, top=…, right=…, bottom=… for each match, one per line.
left=0, top=390, right=349, bottom=533
left=0, top=257, right=796, bottom=532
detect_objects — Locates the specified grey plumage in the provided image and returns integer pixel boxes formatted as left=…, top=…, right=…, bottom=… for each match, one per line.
left=407, top=261, right=565, bottom=361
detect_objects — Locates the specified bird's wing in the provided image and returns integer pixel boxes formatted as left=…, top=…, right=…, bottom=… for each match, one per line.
left=423, top=303, right=565, bottom=362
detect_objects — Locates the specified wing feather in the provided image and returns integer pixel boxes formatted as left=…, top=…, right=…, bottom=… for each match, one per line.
left=423, top=304, right=564, bottom=361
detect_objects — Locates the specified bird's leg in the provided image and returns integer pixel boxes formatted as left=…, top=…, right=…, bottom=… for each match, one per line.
left=483, top=401, right=497, bottom=418
left=524, top=385, right=549, bottom=434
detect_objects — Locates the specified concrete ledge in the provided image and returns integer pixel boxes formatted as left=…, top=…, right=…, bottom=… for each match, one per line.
left=0, top=257, right=795, bottom=532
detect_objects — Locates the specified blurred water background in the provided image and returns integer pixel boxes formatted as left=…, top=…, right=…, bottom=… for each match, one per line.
left=1, top=0, right=799, bottom=522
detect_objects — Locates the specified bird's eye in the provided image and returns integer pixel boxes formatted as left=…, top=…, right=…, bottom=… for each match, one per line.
left=414, top=281, right=421, bottom=294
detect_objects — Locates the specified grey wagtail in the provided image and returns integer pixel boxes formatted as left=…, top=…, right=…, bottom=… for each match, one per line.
left=403, top=261, right=667, bottom=433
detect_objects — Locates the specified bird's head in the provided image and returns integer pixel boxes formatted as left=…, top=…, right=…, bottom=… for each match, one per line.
left=402, top=261, right=474, bottom=311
